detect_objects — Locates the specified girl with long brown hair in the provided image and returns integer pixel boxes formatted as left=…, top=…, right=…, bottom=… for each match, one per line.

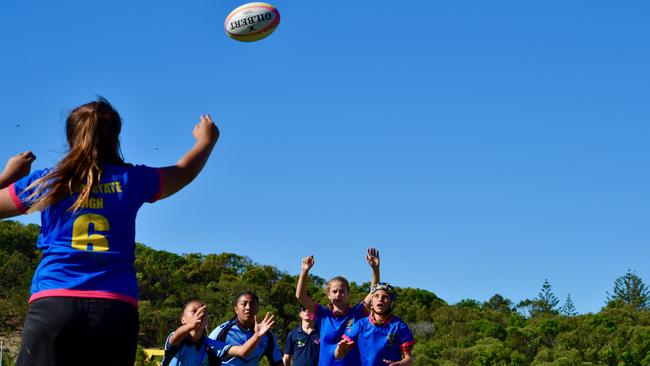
left=0, top=97, right=220, bottom=366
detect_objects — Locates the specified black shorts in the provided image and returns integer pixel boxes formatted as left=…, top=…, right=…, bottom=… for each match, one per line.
left=17, top=297, right=139, bottom=366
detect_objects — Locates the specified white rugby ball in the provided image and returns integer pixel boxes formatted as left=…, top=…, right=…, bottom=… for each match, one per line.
left=224, top=2, right=281, bottom=42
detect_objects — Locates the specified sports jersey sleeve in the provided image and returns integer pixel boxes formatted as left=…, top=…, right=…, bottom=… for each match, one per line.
left=128, top=165, right=163, bottom=203
left=205, top=337, right=233, bottom=358
left=164, top=332, right=175, bottom=350
left=266, top=332, right=283, bottom=364
left=207, top=323, right=226, bottom=340
left=283, top=330, right=294, bottom=355
left=398, top=320, right=416, bottom=351
left=8, top=169, right=49, bottom=213
left=342, top=320, right=360, bottom=343
left=314, top=303, right=329, bottom=326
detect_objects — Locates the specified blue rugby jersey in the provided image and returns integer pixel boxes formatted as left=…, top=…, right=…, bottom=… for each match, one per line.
left=9, top=164, right=162, bottom=306
left=207, top=319, right=283, bottom=366
left=313, top=303, right=365, bottom=366
left=164, top=333, right=232, bottom=366
left=342, top=315, right=415, bottom=366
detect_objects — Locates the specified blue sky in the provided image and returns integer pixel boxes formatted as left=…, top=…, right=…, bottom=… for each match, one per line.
left=1, top=1, right=649, bottom=314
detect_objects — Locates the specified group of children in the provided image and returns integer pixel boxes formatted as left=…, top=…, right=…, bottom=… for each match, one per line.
left=0, top=98, right=414, bottom=366
left=164, top=249, right=415, bottom=366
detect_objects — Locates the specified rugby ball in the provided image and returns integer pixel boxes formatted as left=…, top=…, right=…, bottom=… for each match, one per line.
left=224, top=2, right=281, bottom=42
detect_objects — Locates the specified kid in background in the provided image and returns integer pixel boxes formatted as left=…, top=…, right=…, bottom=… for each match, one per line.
left=163, top=300, right=275, bottom=366
left=295, top=248, right=380, bottom=366
left=334, top=283, right=415, bottom=366
left=283, top=304, right=320, bottom=366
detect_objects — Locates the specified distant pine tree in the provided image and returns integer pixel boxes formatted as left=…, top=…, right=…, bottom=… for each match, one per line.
left=561, top=293, right=578, bottom=316
left=607, top=269, right=649, bottom=310
left=533, top=279, right=559, bottom=315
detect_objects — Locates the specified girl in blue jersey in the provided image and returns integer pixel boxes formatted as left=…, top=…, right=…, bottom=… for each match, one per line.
left=295, top=248, right=380, bottom=366
left=163, top=300, right=276, bottom=366
left=0, top=98, right=220, bottom=366
left=334, top=283, right=415, bottom=366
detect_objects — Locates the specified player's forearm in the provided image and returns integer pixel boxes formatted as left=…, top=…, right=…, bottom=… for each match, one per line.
left=296, top=269, right=313, bottom=307
left=168, top=324, right=195, bottom=345
left=228, top=333, right=261, bottom=357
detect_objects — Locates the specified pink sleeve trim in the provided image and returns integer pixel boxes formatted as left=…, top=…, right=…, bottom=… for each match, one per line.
left=401, top=340, right=416, bottom=350
left=310, top=303, right=319, bottom=320
left=342, top=334, right=353, bottom=343
left=149, top=168, right=164, bottom=203
left=8, top=183, right=28, bottom=213
left=29, top=289, right=138, bottom=307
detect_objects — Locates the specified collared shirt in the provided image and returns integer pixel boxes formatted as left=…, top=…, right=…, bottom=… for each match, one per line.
left=313, top=302, right=366, bottom=366
left=342, top=315, right=415, bottom=366
left=284, top=326, right=320, bottom=366
left=208, top=319, right=283, bottom=366
left=164, top=333, right=232, bottom=366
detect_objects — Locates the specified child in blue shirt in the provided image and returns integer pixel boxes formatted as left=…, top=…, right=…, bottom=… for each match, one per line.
left=295, top=248, right=380, bottom=366
left=163, top=300, right=275, bottom=366
left=335, top=283, right=415, bottom=366
left=0, top=98, right=220, bottom=366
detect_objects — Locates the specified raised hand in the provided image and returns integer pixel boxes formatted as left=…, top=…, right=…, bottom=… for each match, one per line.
left=301, top=255, right=315, bottom=272
left=254, top=312, right=276, bottom=336
left=366, top=248, right=380, bottom=269
left=1, top=151, right=36, bottom=185
left=189, top=305, right=207, bottom=330
left=193, top=114, right=220, bottom=145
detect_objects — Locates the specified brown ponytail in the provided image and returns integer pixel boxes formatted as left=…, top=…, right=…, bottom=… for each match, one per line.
left=26, top=97, right=124, bottom=212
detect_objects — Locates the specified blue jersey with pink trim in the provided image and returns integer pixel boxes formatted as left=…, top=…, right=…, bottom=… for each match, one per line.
left=9, top=164, right=162, bottom=306
left=314, top=303, right=365, bottom=366
left=342, top=315, right=415, bottom=366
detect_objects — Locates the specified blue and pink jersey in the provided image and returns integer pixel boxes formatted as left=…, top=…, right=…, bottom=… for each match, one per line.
left=342, top=315, right=415, bottom=366
left=314, top=302, right=366, bottom=366
left=9, top=164, right=162, bottom=306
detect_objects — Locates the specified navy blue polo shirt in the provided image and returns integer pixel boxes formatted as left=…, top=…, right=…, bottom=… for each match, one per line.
left=284, top=326, right=320, bottom=366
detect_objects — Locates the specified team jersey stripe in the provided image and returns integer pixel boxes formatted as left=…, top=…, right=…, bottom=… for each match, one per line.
left=29, top=289, right=138, bottom=307
left=401, top=339, right=417, bottom=350
left=8, top=183, right=28, bottom=213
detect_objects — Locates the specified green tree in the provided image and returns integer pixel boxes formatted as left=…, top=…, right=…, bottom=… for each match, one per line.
left=533, top=279, right=559, bottom=315
left=560, top=294, right=578, bottom=316
left=607, top=269, right=649, bottom=310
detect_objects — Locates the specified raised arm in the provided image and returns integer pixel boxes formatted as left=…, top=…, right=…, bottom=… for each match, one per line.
left=157, top=114, right=219, bottom=200
left=0, top=151, right=36, bottom=219
left=295, top=256, right=317, bottom=313
left=226, top=313, right=275, bottom=357
left=363, top=248, right=380, bottom=311
left=168, top=305, right=206, bottom=346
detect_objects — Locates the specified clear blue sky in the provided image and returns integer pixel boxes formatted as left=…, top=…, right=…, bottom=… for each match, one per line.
left=1, top=1, right=649, bottom=314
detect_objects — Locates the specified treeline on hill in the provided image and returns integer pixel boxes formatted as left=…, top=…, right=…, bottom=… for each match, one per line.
left=1, top=220, right=650, bottom=366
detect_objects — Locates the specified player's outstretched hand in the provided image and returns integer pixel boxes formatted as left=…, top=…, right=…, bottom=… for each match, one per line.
left=254, top=312, right=275, bottom=336
left=1, top=151, right=36, bottom=184
left=366, top=248, right=380, bottom=269
left=193, top=114, right=220, bottom=146
left=301, top=255, right=315, bottom=272
left=189, top=305, right=206, bottom=330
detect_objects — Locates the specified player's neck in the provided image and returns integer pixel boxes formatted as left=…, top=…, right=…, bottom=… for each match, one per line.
left=372, top=311, right=391, bottom=324
left=301, top=320, right=315, bottom=334
left=189, top=329, right=204, bottom=343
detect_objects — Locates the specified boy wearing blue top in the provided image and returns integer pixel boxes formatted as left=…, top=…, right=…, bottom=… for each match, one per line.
left=208, top=291, right=284, bottom=366
left=283, top=305, right=320, bottom=366
left=163, top=300, right=275, bottom=366
left=335, top=283, right=415, bottom=366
